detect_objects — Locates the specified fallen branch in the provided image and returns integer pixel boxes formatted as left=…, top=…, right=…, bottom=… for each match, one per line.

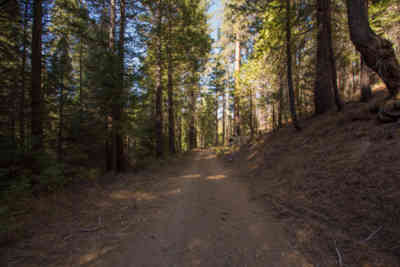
left=334, top=240, right=343, bottom=267
left=80, top=226, right=104, bottom=233
left=364, top=225, right=383, bottom=242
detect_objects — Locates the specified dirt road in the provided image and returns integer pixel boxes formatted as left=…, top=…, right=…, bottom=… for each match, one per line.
left=6, top=151, right=312, bottom=267
left=79, top=151, right=310, bottom=267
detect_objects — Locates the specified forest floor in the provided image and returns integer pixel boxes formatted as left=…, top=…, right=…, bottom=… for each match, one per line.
left=230, top=89, right=400, bottom=266
left=2, top=90, right=400, bottom=267
left=3, top=150, right=311, bottom=267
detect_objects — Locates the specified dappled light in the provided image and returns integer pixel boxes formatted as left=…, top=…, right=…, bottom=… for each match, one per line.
left=3, top=0, right=400, bottom=265
left=206, top=174, right=226, bottom=180
left=181, top=174, right=201, bottom=179
left=110, top=190, right=156, bottom=201
left=79, top=246, right=117, bottom=266
left=165, top=188, right=182, bottom=196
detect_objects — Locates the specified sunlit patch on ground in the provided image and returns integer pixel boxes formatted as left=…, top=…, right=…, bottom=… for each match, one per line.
left=202, top=154, right=216, bottom=160
left=79, top=246, right=116, bottom=265
left=181, top=174, right=201, bottom=179
left=164, top=188, right=182, bottom=196
left=295, top=226, right=313, bottom=244
left=206, top=174, right=226, bottom=180
left=110, top=190, right=156, bottom=201
left=283, top=250, right=314, bottom=267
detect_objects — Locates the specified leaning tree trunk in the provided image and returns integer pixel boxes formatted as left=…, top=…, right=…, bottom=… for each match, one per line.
left=31, top=0, right=43, bottom=152
left=285, top=0, right=300, bottom=130
left=346, top=0, right=400, bottom=98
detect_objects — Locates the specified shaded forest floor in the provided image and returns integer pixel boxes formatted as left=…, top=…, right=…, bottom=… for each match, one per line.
left=3, top=151, right=312, bottom=267
left=227, top=89, right=400, bottom=266
left=2, top=90, right=400, bottom=267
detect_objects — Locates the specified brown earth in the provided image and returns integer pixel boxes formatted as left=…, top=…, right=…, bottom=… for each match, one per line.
left=3, top=90, right=400, bottom=267
left=230, top=90, right=400, bottom=266
left=3, top=151, right=312, bottom=267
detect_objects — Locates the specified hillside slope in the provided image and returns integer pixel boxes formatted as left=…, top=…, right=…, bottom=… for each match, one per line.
left=231, top=91, right=400, bottom=266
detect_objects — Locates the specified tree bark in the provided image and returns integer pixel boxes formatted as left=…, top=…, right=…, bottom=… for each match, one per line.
left=234, top=32, right=241, bottom=136
left=155, top=1, right=164, bottom=158
left=189, top=85, right=196, bottom=150
left=215, top=92, right=218, bottom=146
left=346, top=0, right=400, bottom=98
left=278, top=72, right=283, bottom=128
left=285, top=0, right=300, bottom=130
left=31, top=0, right=43, bottom=152
left=314, top=0, right=335, bottom=114
left=360, top=56, right=372, bottom=102
left=167, top=1, right=175, bottom=154
left=327, top=2, right=343, bottom=111
left=113, top=0, right=126, bottom=171
left=19, top=0, right=28, bottom=149
left=222, top=86, right=226, bottom=145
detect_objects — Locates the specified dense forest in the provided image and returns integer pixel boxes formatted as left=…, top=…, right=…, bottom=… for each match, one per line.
left=1, top=0, right=400, bottom=256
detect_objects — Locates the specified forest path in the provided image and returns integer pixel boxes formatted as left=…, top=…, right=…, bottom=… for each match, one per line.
left=5, top=151, right=312, bottom=267
left=82, top=150, right=310, bottom=267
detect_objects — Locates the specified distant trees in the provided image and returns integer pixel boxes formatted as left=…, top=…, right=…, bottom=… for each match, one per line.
left=0, top=0, right=211, bottom=195
left=218, top=0, right=400, bottom=135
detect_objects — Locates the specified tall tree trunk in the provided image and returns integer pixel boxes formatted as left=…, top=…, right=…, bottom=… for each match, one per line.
left=359, top=0, right=372, bottom=102
left=19, top=0, right=28, bottom=149
left=155, top=1, right=164, bottom=158
left=167, top=1, right=175, bottom=154
left=109, top=0, right=116, bottom=49
left=314, top=0, right=335, bottom=114
left=346, top=0, right=400, bottom=98
left=108, top=0, right=117, bottom=170
left=31, top=0, right=43, bottom=152
left=327, top=2, right=343, bottom=111
left=249, top=87, right=254, bottom=138
left=234, top=32, right=241, bottom=136
left=189, top=85, right=196, bottom=150
left=278, top=72, right=283, bottom=128
left=112, top=0, right=126, bottom=171
left=57, top=83, right=64, bottom=162
left=222, top=87, right=226, bottom=145
left=285, top=0, right=300, bottom=130
left=79, top=41, right=83, bottom=125
left=215, top=93, right=218, bottom=146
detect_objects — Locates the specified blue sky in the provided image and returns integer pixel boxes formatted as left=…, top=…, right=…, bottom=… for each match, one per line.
left=209, top=0, right=223, bottom=41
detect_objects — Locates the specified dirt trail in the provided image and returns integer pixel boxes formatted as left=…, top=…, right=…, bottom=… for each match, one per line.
left=5, top=151, right=313, bottom=267
left=79, top=151, right=310, bottom=267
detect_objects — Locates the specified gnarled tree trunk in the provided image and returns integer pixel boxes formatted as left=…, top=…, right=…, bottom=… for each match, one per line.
left=346, top=0, right=400, bottom=98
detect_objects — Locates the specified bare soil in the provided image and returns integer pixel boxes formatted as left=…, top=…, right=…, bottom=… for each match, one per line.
left=231, top=90, right=400, bottom=266
left=3, top=151, right=311, bottom=267
left=3, top=90, right=400, bottom=267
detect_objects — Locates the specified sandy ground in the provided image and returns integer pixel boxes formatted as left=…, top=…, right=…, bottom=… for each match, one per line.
left=5, top=151, right=312, bottom=267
